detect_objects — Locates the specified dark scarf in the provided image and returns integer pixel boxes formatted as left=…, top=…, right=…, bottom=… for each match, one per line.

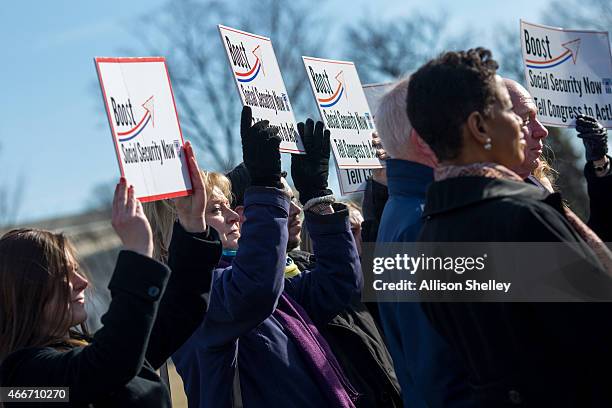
left=435, top=162, right=612, bottom=274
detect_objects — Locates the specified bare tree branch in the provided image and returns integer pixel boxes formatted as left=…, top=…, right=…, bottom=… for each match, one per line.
left=131, top=0, right=326, bottom=171
left=546, top=0, right=611, bottom=32
left=344, top=12, right=474, bottom=83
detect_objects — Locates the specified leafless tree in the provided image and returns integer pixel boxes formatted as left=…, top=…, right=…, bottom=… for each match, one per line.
left=546, top=0, right=611, bottom=32
left=133, top=0, right=326, bottom=170
left=344, top=12, right=473, bottom=83
left=346, top=12, right=593, bottom=219
left=86, top=179, right=116, bottom=211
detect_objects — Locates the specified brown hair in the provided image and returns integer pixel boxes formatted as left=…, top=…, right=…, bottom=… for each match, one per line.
left=144, top=171, right=232, bottom=262
left=0, top=229, right=89, bottom=360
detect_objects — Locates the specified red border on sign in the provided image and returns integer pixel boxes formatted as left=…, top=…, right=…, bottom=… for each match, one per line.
left=94, top=56, right=191, bottom=202
left=280, top=147, right=304, bottom=153
left=139, top=189, right=193, bottom=203
left=218, top=24, right=271, bottom=42
left=337, top=164, right=385, bottom=169
left=302, top=56, right=355, bottom=66
left=520, top=19, right=610, bottom=35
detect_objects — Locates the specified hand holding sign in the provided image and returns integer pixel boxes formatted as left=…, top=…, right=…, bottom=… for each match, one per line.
left=174, top=141, right=208, bottom=233
left=576, top=115, right=608, bottom=162
left=520, top=20, right=612, bottom=128
left=240, top=106, right=283, bottom=189
left=95, top=57, right=192, bottom=202
left=112, top=178, right=154, bottom=258
left=292, top=119, right=333, bottom=205
left=371, top=132, right=388, bottom=186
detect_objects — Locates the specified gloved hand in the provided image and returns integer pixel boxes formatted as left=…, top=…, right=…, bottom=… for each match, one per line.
left=240, top=106, right=283, bottom=189
left=291, top=119, right=333, bottom=205
left=576, top=114, right=608, bottom=162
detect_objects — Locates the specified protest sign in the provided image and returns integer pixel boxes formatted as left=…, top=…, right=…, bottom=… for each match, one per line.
left=335, top=82, right=393, bottom=195
left=363, top=82, right=394, bottom=116
left=336, top=166, right=373, bottom=195
left=520, top=20, right=612, bottom=128
left=95, top=57, right=191, bottom=202
left=218, top=25, right=304, bottom=153
left=302, top=56, right=383, bottom=169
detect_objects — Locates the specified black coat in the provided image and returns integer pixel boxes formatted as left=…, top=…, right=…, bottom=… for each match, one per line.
left=288, top=250, right=402, bottom=408
left=585, top=157, right=612, bottom=242
left=361, top=178, right=389, bottom=244
left=360, top=178, right=390, bottom=328
left=0, top=223, right=221, bottom=407
left=418, top=176, right=612, bottom=407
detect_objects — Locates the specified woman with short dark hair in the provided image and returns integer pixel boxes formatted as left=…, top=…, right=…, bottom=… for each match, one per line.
left=408, top=48, right=612, bottom=406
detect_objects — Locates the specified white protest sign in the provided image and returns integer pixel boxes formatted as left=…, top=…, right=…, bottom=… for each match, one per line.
left=336, top=164, right=373, bottom=195
left=335, top=83, right=393, bottom=195
left=363, top=82, right=394, bottom=117
left=520, top=20, right=612, bottom=128
left=218, top=25, right=304, bottom=153
left=95, top=57, right=191, bottom=202
left=302, top=56, right=383, bottom=169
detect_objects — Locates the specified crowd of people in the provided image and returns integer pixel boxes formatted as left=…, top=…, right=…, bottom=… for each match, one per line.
left=0, top=46, right=611, bottom=407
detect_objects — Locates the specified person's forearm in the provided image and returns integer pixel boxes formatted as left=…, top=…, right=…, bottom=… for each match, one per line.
left=203, top=187, right=289, bottom=347
left=146, top=223, right=221, bottom=369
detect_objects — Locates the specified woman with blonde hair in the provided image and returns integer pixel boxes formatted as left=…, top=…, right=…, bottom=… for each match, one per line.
left=145, top=170, right=240, bottom=264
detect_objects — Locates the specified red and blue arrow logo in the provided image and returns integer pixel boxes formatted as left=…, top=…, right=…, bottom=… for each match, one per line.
left=117, top=96, right=154, bottom=142
left=235, top=45, right=263, bottom=83
left=526, top=38, right=580, bottom=69
left=318, top=71, right=346, bottom=108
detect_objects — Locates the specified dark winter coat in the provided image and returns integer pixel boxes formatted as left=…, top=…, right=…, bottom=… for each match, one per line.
left=585, top=156, right=612, bottom=242
left=0, top=223, right=222, bottom=407
left=172, top=188, right=362, bottom=408
left=376, top=159, right=473, bottom=408
left=361, top=178, right=389, bottom=244
left=289, top=250, right=402, bottom=408
left=418, top=175, right=612, bottom=407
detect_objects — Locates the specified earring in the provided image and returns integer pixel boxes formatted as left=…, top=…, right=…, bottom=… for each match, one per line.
left=484, top=138, right=492, bottom=151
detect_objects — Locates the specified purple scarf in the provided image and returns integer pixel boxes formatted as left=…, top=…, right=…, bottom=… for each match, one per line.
left=274, top=293, right=359, bottom=408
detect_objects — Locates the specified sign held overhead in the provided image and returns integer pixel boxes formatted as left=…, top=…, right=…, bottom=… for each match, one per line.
left=303, top=56, right=382, bottom=169
left=95, top=57, right=192, bottom=202
left=218, top=24, right=304, bottom=153
left=520, top=20, right=612, bottom=128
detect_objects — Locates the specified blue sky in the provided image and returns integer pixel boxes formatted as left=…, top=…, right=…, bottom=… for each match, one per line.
left=0, top=0, right=547, bottom=223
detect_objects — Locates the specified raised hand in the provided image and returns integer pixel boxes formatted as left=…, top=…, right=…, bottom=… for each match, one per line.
left=291, top=119, right=332, bottom=205
left=371, top=131, right=388, bottom=186
left=174, top=141, right=207, bottom=233
left=112, top=178, right=154, bottom=258
left=576, top=114, right=608, bottom=162
left=240, top=106, right=283, bottom=189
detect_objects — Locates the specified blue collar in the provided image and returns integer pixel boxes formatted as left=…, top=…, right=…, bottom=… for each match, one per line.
left=386, top=159, right=434, bottom=197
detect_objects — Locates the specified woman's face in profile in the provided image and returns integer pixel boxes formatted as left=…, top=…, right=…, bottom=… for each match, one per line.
left=205, top=187, right=240, bottom=250
left=485, top=76, right=527, bottom=169
left=44, top=255, right=89, bottom=334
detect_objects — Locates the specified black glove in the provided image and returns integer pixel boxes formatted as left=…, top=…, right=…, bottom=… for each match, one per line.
left=576, top=114, right=608, bottom=162
left=291, top=119, right=332, bottom=205
left=240, top=106, right=283, bottom=189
